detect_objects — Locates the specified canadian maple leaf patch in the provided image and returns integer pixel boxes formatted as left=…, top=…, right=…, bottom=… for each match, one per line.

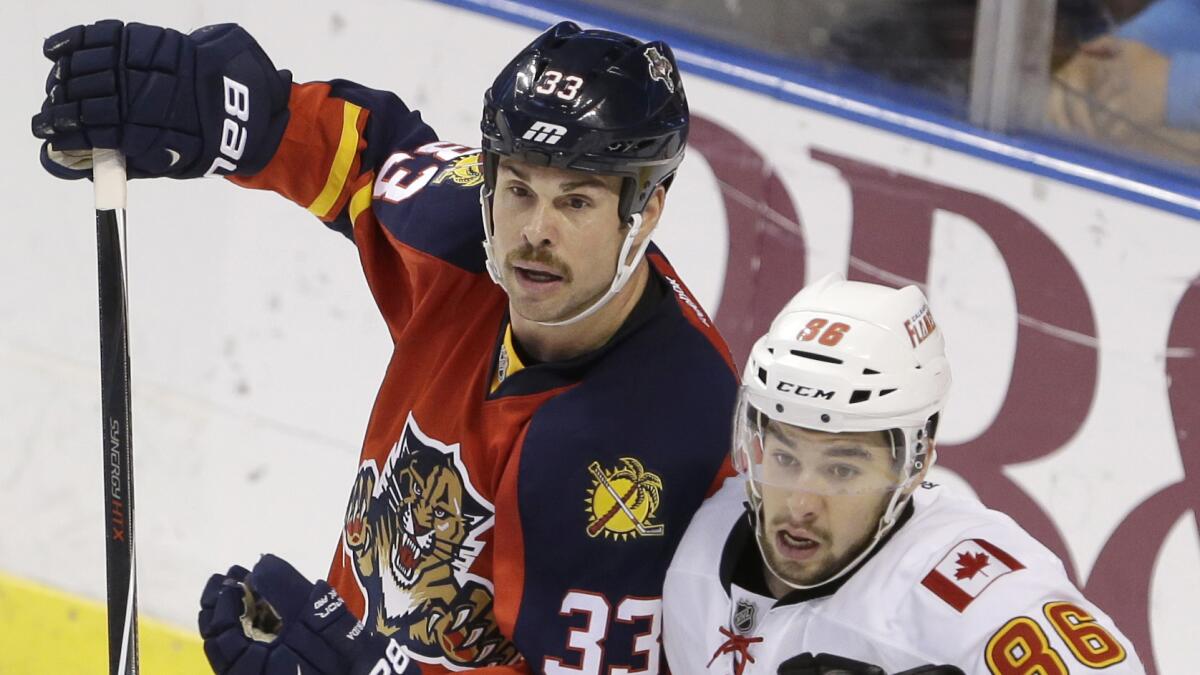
left=922, top=539, right=1024, bottom=612
left=954, top=551, right=991, bottom=580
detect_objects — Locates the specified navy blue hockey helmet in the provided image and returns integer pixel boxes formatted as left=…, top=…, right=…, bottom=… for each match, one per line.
left=480, top=21, right=689, bottom=225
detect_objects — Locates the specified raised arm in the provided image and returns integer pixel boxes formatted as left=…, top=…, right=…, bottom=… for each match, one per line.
left=227, top=79, right=444, bottom=236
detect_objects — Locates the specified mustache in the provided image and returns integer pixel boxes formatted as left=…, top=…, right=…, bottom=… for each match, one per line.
left=505, top=244, right=573, bottom=282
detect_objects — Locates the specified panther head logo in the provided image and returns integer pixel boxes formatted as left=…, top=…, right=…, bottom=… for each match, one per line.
left=432, top=152, right=484, bottom=188
left=644, top=46, right=675, bottom=93
left=381, top=432, right=489, bottom=588
left=343, top=414, right=518, bottom=668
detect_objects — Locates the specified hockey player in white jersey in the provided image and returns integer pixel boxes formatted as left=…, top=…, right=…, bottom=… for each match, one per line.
left=662, top=275, right=1145, bottom=675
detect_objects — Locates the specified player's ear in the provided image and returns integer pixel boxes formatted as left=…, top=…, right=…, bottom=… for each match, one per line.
left=634, top=185, right=667, bottom=242
left=922, top=440, right=937, bottom=480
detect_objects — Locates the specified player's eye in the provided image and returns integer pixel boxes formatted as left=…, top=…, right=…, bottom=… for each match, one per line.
left=433, top=507, right=448, bottom=519
left=771, top=451, right=798, bottom=468
left=827, top=463, right=861, bottom=481
left=565, top=196, right=590, bottom=210
left=507, top=185, right=531, bottom=198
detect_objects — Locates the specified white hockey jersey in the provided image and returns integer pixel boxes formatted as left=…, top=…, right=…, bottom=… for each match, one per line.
left=663, top=478, right=1145, bottom=674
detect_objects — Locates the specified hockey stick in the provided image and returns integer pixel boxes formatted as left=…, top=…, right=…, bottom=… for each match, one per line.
left=94, top=148, right=139, bottom=675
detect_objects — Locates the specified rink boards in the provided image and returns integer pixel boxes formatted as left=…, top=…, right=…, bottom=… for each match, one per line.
left=2, top=1, right=1197, bottom=673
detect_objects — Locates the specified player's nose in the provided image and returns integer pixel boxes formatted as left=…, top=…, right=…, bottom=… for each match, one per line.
left=522, top=202, right=560, bottom=247
left=784, top=488, right=823, bottom=520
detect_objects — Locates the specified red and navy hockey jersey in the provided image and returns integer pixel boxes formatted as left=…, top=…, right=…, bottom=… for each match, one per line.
left=232, top=80, right=737, bottom=674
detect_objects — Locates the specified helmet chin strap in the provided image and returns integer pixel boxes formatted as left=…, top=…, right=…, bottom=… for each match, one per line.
left=480, top=187, right=650, bottom=328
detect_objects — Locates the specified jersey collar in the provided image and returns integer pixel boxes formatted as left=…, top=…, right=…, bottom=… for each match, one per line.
left=486, top=263, right=668, bottom=399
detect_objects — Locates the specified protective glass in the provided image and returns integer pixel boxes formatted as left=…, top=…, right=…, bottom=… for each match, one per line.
left=733, top=395, right=907, bottom=498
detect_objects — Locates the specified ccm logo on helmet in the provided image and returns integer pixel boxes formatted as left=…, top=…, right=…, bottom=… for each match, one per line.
left=776, top=381, right=836, bottom=400
left=205, top=76, right=251, bottom=177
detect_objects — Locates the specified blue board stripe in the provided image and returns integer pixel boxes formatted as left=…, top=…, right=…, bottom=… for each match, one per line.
left=435, top=0, right=1200, bottom=219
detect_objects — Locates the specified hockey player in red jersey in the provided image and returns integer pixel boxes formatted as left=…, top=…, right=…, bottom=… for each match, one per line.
left=33, top=19, right=736, bottom=675
left=662, top=275, right=1146, bottom=675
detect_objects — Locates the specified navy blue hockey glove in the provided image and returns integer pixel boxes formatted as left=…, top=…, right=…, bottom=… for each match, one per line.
left=198, top=554, right=419, bottom=675
left=777, top=653, right=964, bottom=675
left=31, top=20, right=291, bottom=180
left=778, top=652, right=886, bottom=675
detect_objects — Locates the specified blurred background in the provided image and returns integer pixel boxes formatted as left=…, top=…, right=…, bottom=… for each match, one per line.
left=567, top=0, right=1200, bottom=175
left=2, top=0, right=1197, bottom=673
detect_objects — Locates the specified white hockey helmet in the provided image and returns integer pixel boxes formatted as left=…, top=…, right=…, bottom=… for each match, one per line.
left=734, top=273, right=952, bottom=589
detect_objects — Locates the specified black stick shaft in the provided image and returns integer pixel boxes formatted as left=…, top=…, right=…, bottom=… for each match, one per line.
left=95, top=149, right=138, bottom=675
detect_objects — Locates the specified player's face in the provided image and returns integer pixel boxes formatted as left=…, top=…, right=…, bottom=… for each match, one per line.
left=755, top=425, right=900, bottom=587
left=490, top=158, right=628, bottom=323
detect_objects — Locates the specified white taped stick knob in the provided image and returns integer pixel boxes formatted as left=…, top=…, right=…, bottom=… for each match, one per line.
left=93, top=149, right=128, bottom=211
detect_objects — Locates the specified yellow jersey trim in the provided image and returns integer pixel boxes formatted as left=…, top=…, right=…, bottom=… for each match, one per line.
left=307, top=101, right=364, bottom=218
left=348, top=183, right=374, bottom=225
left=490, top=324, right=527, bottom=393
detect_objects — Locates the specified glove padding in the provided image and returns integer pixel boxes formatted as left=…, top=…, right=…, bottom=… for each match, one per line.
left=778, top=652, right=886, bottom=675
left=198, top=554, right=418, bottom=675
left=777, top=652, right=964, bottom=675
left=32, top=20, right=291, bottom=180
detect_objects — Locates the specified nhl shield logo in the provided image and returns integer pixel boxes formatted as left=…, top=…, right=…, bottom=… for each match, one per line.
left=733, top=599, right=757, bottom=635
left=644, top=47, right=675, bottom=93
